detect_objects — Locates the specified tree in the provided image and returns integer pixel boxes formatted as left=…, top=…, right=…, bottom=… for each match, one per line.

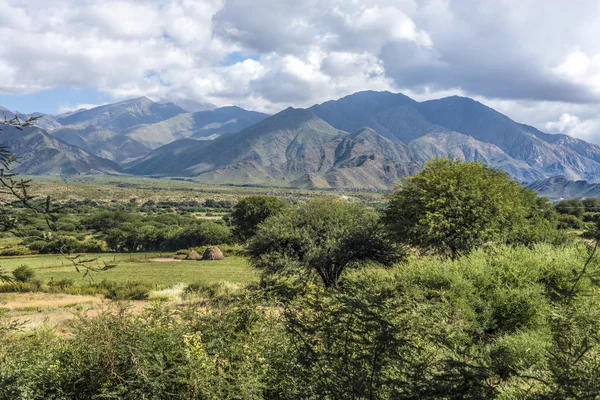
left=384, top=158, right=547, bottom=259
left=230, top=195, right=287, bottom=242
left=12, top=265, right=34, bottom=282
left=248, top=198, right=404, bottom=288
left=582, top=197, right=600, bottom=213
left=555, top=199, right=585, bottom=218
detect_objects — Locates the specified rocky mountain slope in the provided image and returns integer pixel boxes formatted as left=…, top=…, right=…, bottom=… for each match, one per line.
left=527, top=176, right=600, bottom=201
left=125, top=91, right=600, bottom=189
left=51, top=125, right=151, bottom=163
left=0, top=125, right=120, bottom=175
left=56, top=97, right=186, bottom=132
left=122, top=106, right=268, bottom=149
left=3, top=91, right=600, bottom=191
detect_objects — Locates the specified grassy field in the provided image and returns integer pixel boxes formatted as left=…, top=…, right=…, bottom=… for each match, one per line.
left=0, top=252, right=256, bottom=287
left=0, top=252, right=256, bottom=330
left=11, top=175, right=386, bottom=205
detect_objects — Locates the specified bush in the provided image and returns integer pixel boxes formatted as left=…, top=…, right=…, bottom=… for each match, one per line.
left=555, top=199, right=585, bottom=217
left=102, top=281, right=153, bottom=300
left=558, top=214, right=583, bottom=229
left=183, top=281, right=236, bottom=300
left=583, top=212, right=600, bottom=222
left=231, top=195, right=287, bottom=242
left=0, top=279, right=43, bottom=293
left=385, top=158, right=557, bottom=258
left=0, top=246, right=34, bottom=256
left=12, top=265, right=35, bottom=282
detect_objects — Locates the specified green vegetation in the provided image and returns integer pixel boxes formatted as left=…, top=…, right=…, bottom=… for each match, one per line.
left=385, top=158, right=563, bottom=258
left=231, top=195, right=287, bottom=242
left=249, top=198, right=403, bottom=287
left=3, top=159, right=600, bottom=398
left=11, top=266, right=34, bottom=283
left=2, top=243, right=600, bottom=398
left=0, top=253, right=253, bottom=287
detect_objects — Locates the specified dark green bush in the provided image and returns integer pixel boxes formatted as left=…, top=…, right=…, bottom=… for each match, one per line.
left=558, top=214, right=583, bottom=229
left=102, top=280, right=153, bottom=300
left=12, top=265, right=35, bottom=283
left=555, top=199, right=585, bottom=217
left=0, top=246, right=34, bottom=256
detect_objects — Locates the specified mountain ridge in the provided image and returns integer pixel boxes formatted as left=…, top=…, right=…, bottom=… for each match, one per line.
left=3, top=90, right=600, bottom=194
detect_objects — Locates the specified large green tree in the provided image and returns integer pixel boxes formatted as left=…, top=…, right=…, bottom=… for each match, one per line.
left=248, top=197, right=404, bottom=288
left=230, top=195, right=287, bottom=243
left=384, top=158, right=554, bottom=259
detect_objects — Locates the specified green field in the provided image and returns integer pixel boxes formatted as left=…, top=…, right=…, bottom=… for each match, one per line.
left=0, top=252, right=256, bottom=287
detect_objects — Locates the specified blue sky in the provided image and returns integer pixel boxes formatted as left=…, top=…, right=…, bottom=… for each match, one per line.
left=0, top=87, right=115, bottom=114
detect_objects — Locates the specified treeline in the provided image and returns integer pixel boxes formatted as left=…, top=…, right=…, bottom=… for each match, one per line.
left=554, top=197, right=600, bottom=229
left=2, top=198, right=235, bottom=255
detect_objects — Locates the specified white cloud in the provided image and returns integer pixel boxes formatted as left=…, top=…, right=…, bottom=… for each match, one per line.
left=545, top=114, right=583, bottom=133
left=0, top=0, right=599, bottom=141
left=58, top=103, right=105, bottom=114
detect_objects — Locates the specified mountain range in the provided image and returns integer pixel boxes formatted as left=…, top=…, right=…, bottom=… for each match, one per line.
left=1, top=91, right=600, bottom=196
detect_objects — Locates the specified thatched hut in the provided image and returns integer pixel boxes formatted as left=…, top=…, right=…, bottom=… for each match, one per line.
left=185, top=250, right=202, bottom=260
left=202, top=246, right=224, bottom=260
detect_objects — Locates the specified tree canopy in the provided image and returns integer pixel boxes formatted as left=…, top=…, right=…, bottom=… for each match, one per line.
left=248, top=197, right=404, bottom=287
left=384, top=158, right=556, bottom=258
left=230, top=195, right=287, bottom=242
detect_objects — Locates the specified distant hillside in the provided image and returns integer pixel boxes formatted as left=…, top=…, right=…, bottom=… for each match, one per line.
left=51, top=125, right=151, bottom=163
left=527, top=176, right=600, bottom=201
left=4, top=90, right=600, bottom=190
left=122, top=106, right=268, bottom=149
left=56, top=97, right=186, bottom=132
left=0, top=125, right=119, bottom=175
left=126, top=107, right=344, bottom=177
left=125, top=91, right=600, bottom=190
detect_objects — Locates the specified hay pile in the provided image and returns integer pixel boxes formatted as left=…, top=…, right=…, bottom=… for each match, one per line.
left=202, top=246, right=224, bottom=260
left=184, top=250, right=202, bottom=260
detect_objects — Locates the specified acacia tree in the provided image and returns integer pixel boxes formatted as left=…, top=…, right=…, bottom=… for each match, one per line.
left=384, top=158, right=547, bottom=259
left=230, top=195, right=287, bottom=243
left=248, top=197, right=404, bottom=288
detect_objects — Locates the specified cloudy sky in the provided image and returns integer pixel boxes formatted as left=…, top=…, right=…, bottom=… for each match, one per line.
left=0, top=0, right=599, bottom=142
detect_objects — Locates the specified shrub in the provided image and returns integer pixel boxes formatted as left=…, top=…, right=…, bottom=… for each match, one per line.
left=555, top=199, right=585, bottom=217
left=558, top=214, right=583, bottom=229
left=183, top=281, right=236, bottom=300
left=0, top=246, right=34, bottom=256
left=231, top=195, right=287, bottom=242
left=249, top=198, right=404, bottom=287
left=102, top=281, right=153, bottom=300
left=12, top=265, right=35, bottom=282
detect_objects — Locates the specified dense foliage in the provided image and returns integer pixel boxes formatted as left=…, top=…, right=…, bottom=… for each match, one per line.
left=0, top=199, right=234, bottom=254
left=385, top=158, right=563, bottom=258
left=248, top=198, right=404, bottom=287
left=230, top=195, right=287, bottom=242
left=2, top=244, right=600, bottom=398
left=3, top=157, right=600, bottom=399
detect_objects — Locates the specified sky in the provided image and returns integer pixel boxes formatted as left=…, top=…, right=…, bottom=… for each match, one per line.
left=0, top=0, right=600, bottom=142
